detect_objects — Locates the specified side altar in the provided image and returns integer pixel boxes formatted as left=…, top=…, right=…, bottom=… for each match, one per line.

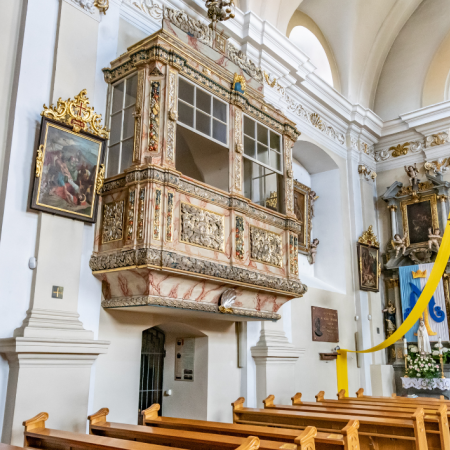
left=381, top=164, right=450, bottom=396
left=88, top=10, right=307, bottom=320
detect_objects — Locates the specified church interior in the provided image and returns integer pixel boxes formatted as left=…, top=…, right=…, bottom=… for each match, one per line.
left=3, top=0, right=450, bottom=449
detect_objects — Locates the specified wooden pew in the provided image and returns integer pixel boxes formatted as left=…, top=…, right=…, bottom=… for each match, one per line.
left=0, top=444, right=26, bottom=450
left=89, top=404, right=359, bottom=450
left=23, top=412, right=260, bottom=450
left=265, top=395, right=450, bottom=450
left=231, top=397, right=430, bottom=450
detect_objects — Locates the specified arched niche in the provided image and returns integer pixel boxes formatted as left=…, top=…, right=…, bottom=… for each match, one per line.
left=287, top=10, right=341, bottom=92
left=292, top=139, right=345, bottom=293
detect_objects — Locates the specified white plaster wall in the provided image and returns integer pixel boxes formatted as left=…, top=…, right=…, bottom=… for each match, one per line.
left=161, top=332, right=208, bottom=420
left=93, top=309, right=241, bottom=424
left=374, top=0, right=450, bottom=120
left=0, top=0, right=24, bottom=228
left=117, top=18, right=148, bottom=56
left=0, top=0, right=60, bottom=439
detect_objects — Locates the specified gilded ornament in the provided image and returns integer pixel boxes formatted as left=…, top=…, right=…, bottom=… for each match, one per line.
left=235, top=215, right=244, bottom=260
left=289, top=234, right=299, bottom=275
left=232, top=73, right=246, bottom=94
left=148, top=81, right=160, bottom=152
left=126, top=189, right=136, bottom=241
left=166, top=192, right=174, bottom=242
left=41, top=89, right=109, bottom=139
left=96, top=164, right=105, bottom=194
left=35, top=145, right=44, bottom=178
left=309, top=113, right=323, bottom=129
left=137, top=188, right=145, bottom=240
left=264, top=71, right=277, bottom=88
left=218, top=288, right=236, bottom=314
left=102, top=201, right=124, bottom=243
left=94, top=0, right=109, bottom=13
left=390, top=142, right=410, bottom=157
left=205, top=0, right=235, bottom=30
left=358, top=225, right=380, bottom=248
left=265, top=191, right=277, bottom=210
left=153, top=189, right=162, bottom=240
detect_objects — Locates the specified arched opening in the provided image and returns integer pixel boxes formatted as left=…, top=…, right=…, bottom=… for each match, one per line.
left=292, top=140, right=345, bottom=293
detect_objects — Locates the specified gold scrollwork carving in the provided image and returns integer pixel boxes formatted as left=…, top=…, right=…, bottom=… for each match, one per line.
left=42, top=89, right=109, bottom=139
left=358, top=225, right=380, bottom=248
left=94, top=0, right=109, bottom=13
left=96, top=164, right=105, bottom=194
left=390, top=142, right=410, bottom=157
left=35, top=145, right=44, bottom=178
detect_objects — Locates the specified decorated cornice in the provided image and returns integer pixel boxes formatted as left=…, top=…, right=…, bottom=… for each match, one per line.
left=375, top=140, right=423, bottom=162
left=101, top=295, right=281, bottom=320
left=89, top=248, right=307, bottom=297
left=102, top=167, right=302, bottom=233
left=358, top=164, right=376, bottom=181
left=124, top=0, right=162, bottom=19
left=67, top=0, right=108, bottom=14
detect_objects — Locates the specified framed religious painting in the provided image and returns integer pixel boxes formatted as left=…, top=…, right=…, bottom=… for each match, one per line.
left=293, top=180, right=311, bottom=254
left=357, top=226, right=381, bottom=292
left=400, top=194, right=439, bottom=248
left=30, top=90, right=109, bottom=223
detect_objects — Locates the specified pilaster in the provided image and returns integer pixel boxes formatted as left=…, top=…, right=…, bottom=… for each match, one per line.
left=251, top=319, right=304, bottom=406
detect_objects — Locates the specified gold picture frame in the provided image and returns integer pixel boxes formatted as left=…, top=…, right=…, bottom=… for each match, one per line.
left=400, top=194, right=439, bottom=248
left=293, top=180, right=311, bottom=254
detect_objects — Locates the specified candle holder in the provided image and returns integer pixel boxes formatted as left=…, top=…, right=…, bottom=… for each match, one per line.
left=404, top=354, right=409, bottom=378
left=440, top=354, right=446, bottom=379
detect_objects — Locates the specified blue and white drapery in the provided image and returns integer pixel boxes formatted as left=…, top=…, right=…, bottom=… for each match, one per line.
left=399, top=262, right=449, bottom=342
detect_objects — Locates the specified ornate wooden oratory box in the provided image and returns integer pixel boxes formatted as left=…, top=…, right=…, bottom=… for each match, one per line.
left=89, top=9, right=307, bottom=320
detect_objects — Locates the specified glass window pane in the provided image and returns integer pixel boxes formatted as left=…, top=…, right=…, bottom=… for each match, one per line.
left=257, top=143, right=269, bottom=165
left=123, top=106, right=135, bottom=140
left=213, top=119, right=227, bottom=143
left=252, top=163, right=264, bottom=205
left=179, top=78, right=194, bottom=104
left=112, top=82, right=124, bottom=113
left=110, top=112, right=122, bottom=145
left=178, top=101, right=194, bottom=127
left=121, top=138, right=134, bottom=171
left=107, top=143, right=120, bottom=177
left=243, top=158, right=252, bottom=201
left=196, top=89, right=211, bottom=114
left=213, top=98, right=227, bottom=122
left=270, top=150, right=281, bottom=171
left=244, top=136, right=255, bottom=158
left=196, top=110, right=211, bottom=136
left=270, top=131, right=280, bottom=151
left=264, top=171, right=279, bottom=211
left=125, top=74, right=138, bottom=107
left=244, top=116, right=254, bottom=137
left=257, top=124, right=268, bottom=145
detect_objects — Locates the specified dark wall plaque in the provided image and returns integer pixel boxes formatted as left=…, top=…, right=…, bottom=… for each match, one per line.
left=312, top=306, right=339, bottom=342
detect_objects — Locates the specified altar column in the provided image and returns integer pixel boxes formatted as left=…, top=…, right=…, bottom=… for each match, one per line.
left=439, top=195, right=448, bottom=229
left=388, top=204, right=397, bottom=239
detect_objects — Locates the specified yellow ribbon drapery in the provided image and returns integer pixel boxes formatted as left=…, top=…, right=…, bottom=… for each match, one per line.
left=337, top=211, right=450, bottom=394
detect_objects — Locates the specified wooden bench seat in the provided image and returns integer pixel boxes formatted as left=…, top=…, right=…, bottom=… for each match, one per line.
left=23, top=413, right=259, bottom=450
left=0, top=444, right=26, bottom=450
left=264, top=395, right=450, bottom=450
left=231, top=397, right=430, bottom=450
left=89, top=407, right=357, bottom=450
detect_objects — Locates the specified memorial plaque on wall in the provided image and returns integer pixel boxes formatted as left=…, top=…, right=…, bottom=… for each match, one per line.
left=311, top=306, right=339, bottom=342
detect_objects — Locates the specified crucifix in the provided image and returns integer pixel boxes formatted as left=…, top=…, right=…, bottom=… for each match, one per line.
left=52, top=286, right=64, bottom=299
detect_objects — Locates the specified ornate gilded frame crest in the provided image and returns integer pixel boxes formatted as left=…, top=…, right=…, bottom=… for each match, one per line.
left=357, top=226, right=380, bottom=292
left=293, top=180, right=311, bottom=254
left=400, top=194, right=439, bottom=248
left=30, top=91, right=108, bottom=223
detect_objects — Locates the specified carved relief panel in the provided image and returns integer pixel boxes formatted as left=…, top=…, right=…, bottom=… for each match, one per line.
left=102, top=201, right=124, bottom=243
left=250, top=226, right=282, bottom=267
left=165, top=69, right=178, bottom=166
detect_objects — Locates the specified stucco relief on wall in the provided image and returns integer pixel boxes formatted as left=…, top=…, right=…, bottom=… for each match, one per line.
left=102, top=201, right=124, bottom=243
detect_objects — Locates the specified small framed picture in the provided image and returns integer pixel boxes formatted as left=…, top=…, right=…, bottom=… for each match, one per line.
left=30, top=117, right=106, bottom=223
left=357, top=243, right=380, bottom=292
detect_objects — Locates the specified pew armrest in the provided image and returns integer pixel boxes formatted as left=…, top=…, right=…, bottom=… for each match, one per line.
left=263, top=395, right=274, bottom=408
left=236, top=436, right=260, bottom=450
left=88, top=408, right=110, bottom=432
left=315, top=391, right=325, bottom=402
left=355, top=388, right=364, bottom=398
left=142, top=404, right=160, bottom=424
left=294, top=427, right=317, bottom=450
left=337, top=389, right=346, bottom=400
left=23, top=412, right=49, bottom=431
left=341, top=420, right=360, bottom=450
left=291, top=393, right=302, bottom=405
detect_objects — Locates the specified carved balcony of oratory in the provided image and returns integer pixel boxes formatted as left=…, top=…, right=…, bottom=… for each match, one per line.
left=89, top=12, right=306, bottom=320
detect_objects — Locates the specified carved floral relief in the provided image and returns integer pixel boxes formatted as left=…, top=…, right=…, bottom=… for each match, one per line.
left=137, top=188, right=145, bottom=240
left=166, top=192, right=174, bottom=242
left=166, top=70, right=177, bottom=162
left=235, top=215, right=244, bottom=260
left=250, top=226, right=282, bottom=267
left=149, top=81, right=160, bottom=151
left=102, top=201, right=124, bottom=243
left=180, top=203, right=224, bottom=251
left=153, top=189, right=162, bottom=240
left=289, top=233, right=299, bottom=275
left=126, top=190, right=135, bottom=241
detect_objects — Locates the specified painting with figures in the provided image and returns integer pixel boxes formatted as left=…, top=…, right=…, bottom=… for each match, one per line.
left=357, top=243, right=379, bottom=292
left=406, top=200, right=433, bottom=245
left=31, top=119, right=106, bottom=223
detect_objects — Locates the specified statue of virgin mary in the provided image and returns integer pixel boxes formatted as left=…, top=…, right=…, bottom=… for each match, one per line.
left=417, top=317, right=432, bottom=354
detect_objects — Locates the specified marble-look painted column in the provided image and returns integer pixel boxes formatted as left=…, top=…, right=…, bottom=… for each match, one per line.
left=440, top=195, right=448, bottom=230
left=388, top=205, right=397, bottom=239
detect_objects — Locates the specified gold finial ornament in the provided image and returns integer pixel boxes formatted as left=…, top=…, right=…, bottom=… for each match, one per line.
left=358, top=225, right=380, bottom=248
left=205, top=0, right=235, bottom=30
left=35, top=145, right=44, bottom=178
left=41, top=90, right=109, bottom=139
left=96, top=164, right=105, bottom=194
